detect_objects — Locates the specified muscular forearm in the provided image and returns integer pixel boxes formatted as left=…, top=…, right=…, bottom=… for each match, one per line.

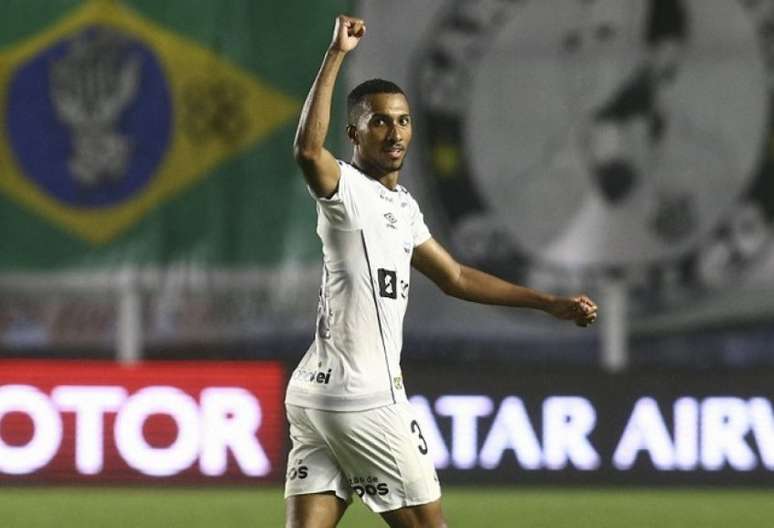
left=413, top=239, right=597, bottom=325
left=443, top=265, right=556, bottom=312
left=293, top=49, right=345, bottom=159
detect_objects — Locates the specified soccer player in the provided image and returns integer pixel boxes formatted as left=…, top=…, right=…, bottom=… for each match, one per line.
left=285, top=15, right=598, bottom=528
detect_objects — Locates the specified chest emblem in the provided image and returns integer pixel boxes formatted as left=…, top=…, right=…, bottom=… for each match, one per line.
left=383, top=212, right=398, bottom=229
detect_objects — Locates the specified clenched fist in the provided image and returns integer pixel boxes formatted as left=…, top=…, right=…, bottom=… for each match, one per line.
left=547, top=294, right=598, bottom=327
left=330, top=15, right=366, bottom=53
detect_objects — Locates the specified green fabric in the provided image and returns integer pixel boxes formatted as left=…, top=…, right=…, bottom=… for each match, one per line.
left=0, top=0, right=350, bottom=270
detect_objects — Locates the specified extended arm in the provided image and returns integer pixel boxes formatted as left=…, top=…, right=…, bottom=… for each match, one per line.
left=293, top=15, right=365, bottom=198
left=411, top=238, right=597, bottom=326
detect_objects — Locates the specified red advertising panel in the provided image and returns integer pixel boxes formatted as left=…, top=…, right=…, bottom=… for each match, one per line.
left=0, top=360, right=286, bottom=484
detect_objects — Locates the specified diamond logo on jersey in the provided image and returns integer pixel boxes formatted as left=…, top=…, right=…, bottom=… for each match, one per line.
left=383, top=212, right=398, bottom=229
left=0, top=0, right=298, bottom=243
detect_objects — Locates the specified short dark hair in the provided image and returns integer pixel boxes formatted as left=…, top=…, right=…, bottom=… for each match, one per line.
left=347, top=79, right=406, bottom=124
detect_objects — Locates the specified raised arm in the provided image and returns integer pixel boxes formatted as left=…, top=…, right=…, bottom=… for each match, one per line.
left=293, top=15, right=365, bottom=198
left=411, top=238, right=598, bottom=326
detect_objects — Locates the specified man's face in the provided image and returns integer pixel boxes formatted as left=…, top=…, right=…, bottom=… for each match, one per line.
left=349, top=93, right=412, bottom=173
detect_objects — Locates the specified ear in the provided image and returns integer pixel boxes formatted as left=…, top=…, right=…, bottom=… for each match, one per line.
left=346, top=124, right=358, bottom=145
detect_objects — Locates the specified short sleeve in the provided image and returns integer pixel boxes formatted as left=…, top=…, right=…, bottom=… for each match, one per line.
left=410, top=196, right=432, bottom=247
left=307, top=161, right=362, bottom=230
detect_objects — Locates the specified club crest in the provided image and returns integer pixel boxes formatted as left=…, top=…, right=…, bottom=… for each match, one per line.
left=8, top=25, right=171, bottom=208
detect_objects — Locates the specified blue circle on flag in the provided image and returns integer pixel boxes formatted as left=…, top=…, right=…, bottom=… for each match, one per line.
left=7, top=26, right=172, bottom=208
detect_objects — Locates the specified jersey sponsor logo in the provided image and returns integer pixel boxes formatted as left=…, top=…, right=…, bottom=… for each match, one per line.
left=292, top=366, right=332, bottom=385
left=383, top=212, right=399, bottom=229
left=286, top=460, right=308, bottom=481
left=416, top=0, right=774, bottom=315
left=349, top=475, right=389, bottom=497
left=377, top=268, right=398, bottom=299
left=353, top=482, right=389, bottom=497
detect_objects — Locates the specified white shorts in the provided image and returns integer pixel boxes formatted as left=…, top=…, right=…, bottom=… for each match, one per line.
left=284, top=401, right=441, bottom=513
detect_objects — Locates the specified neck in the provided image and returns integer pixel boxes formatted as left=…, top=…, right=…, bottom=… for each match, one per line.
left=352, top=154, right=400, bottom=190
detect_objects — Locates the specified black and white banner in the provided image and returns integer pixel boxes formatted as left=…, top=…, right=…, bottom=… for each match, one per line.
left=351, top=0, right=774, bottom=339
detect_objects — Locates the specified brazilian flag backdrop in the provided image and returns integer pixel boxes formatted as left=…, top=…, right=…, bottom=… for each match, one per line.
left=0, top=0, right=349, bottom=271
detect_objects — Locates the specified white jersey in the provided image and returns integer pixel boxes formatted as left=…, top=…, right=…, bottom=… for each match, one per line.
left=285, top=161, right=432, bottom=411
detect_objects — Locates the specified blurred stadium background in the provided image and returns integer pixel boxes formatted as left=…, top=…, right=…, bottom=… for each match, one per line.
left=2, top=0, right=774, bottom=526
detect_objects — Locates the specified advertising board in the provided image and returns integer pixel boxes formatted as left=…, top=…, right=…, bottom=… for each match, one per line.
left=405, top=365, right=774, bottom=485
left=0, top=360, right=285, bottom=483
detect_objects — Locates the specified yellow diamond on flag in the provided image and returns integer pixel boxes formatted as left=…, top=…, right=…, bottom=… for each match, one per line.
left=0, top=0, right=299, bottom=244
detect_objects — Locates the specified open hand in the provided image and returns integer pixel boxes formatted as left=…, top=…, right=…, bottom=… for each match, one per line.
left=330, top=15, right=366, bottom=53
left=548, top=294, right=598, bottom=327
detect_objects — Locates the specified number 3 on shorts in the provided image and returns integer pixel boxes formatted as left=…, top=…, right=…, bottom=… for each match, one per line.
left=410, top=419, right=429, bottom=455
